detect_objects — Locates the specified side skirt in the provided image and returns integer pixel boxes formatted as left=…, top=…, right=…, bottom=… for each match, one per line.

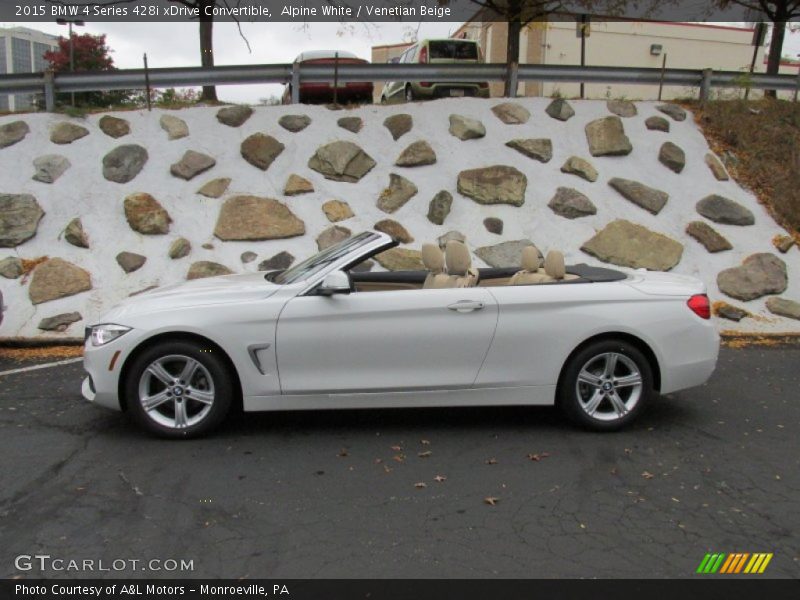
left=244, top=385, right=556, bottom=412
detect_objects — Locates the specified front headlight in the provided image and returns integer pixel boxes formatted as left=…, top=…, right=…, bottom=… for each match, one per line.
left=89, top=324, right=131, bottom=347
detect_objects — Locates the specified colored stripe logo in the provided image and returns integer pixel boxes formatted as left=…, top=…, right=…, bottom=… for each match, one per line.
left=696, top=553, right=773, bottom=574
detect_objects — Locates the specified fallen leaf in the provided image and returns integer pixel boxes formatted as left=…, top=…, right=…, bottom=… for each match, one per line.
left=484, top=496, right=499, bottom=506
left=579, top=523, right=586, bottom=529
left=338, top=448, right=349, bottom=457
left=414, top=482, right=427, bottom=489
left=434, top=475, right=447, bottom=482
left=671, top=497, right=680, bottom=503
left=421, top=439, right=431, bottom=445
left=392, top=454, right=405, bottom=463
left=374, top=458, right=382, bottom=464
left=527, top=452, right=550, bottom=462
left=485, top=458, right=498, bottom=465
left=642, top=471, right=655, bottom=479
left=418, top=451, right=432, bottom=458
left=383, top=465, right=392, bottom=474
left=391, top=445, right=403, bottom=451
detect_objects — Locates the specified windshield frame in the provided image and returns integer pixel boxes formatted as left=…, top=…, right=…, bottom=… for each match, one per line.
left=273, top=232, right=383, bottom=285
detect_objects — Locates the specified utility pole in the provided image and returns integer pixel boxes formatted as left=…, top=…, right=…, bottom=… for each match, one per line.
left=56, top=18, right=85, bottom=107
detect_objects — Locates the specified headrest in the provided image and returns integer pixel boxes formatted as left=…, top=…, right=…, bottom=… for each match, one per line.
left=445, top=240, right=471, bottom=276
left=421, top=243, right=444, bottom=273
left=544, top=250, right=566, bottom=280
left=521, top=246, right=541, bottom=271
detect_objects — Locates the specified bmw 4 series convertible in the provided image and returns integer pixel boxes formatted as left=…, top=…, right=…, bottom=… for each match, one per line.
left=82, top=232, right=719, bottom=438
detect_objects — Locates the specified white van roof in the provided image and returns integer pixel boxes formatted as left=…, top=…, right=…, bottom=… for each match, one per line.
left=294, top=50, right=361, bottom=62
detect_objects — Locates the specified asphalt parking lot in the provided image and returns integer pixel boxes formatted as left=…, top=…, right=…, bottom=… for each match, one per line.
left=0, top=345, right=798, bottom=579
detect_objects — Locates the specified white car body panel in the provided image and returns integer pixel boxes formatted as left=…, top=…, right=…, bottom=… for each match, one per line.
left=82, top=232, right=719, bottom=415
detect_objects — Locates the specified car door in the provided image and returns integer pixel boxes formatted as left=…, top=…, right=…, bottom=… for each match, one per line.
left=275, top=286, right=498, bottom=394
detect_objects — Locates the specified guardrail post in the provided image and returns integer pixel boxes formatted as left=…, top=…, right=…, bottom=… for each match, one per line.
left=507, top=62, right=519, bottom=98
left=291, top=64, right=300, bottom=104
left=43, top=70, right=55, bottom=112
left=699, top=68, right=712, bottom=104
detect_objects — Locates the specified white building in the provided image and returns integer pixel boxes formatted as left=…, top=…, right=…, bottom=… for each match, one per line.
left=0, top=26, right=60, bottom=112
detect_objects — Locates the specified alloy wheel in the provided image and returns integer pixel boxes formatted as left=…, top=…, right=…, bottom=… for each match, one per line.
left=575, top=352, right=643, bottom=422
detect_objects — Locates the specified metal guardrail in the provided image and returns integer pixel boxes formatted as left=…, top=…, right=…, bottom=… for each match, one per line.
left=1, top=62, right=798, bottom=109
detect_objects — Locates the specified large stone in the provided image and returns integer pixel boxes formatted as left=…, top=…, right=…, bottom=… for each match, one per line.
left=704, top=153, right=729, bottom=181
left=383, top=114, right=412, bottom=140
left=374, top=248, right=424, bottom=271
left=656, top=104, right=687, bottom=121
left=506, top=138, right=552, bottom=163
left=258, top=251, right=294, bottom=271
left=658, top=142, right=685, bottom=173
left=241, top=133, right=284, bottom=171
left=581, top=220, right=683, bottom=271
left=377, top=173, right=418, bottom=213
left=714, top=301, right=750, bottom=322
left=216, top=105, right=253, bottom=127
left=766, top=297, right=800, bottom=321
left=99, top=115, right=131, bottom=138
left=169, top=237, right=191, bottom=259
left=548, top=187, right=597, bottom=219
left=50, top=122, right=89, bottom=145
left=685, top=221, right=732, bottom=253
left=608, top=177, right=668, bottom=215
left=585, top=116, right=633, bottom=157
left=427, top=190, right=453, bottom=225
left=374, top=219, right=413, bottom=243
left=338, top=116, right=363, bottom=133
left=170, top=150, right=216, bottom=180
left=717, top=253, right=787, bottom=301
left=645, top=116, right=670, bottom=132
left=102, top=144, right=148, bottom=183
left=696, top=194, right=755, bottom=226
left=279, top=114, right=311, bottom=132
left=395, top=140, right=436, bottom=167
left=560, top=156, right=598, bottom=182
left=475, top=239, right=538, bottom=268
left=283, top=174, right=314, bottom=195
left=0, top=256, right=23, bottom=279
left=64, top=217, right=88, bottom=248
left=0, top=121, right=30, bottom=148
left=483, top=217, right=503, bottom=235
left=773, top=235, right=795, bottom=253
left=457, top=165, right=527, bottom=207
left=308, top=140, right=376, bottom=183
left=545, top=98, right=575, bottom=121
left=491, top=102, right=530, bottom=124
left=38, top=312, right=83, bottom=332
left=116, top=251, right=147, bottom=273
left=322, top=200, right=354, bottom=222
left=197, top=177, right=231, bottom=198
left=437, top=230, right=466, bottom=250
left=28, top=258, right=92, bottom=304
left=124, top=193, right=171, bottom=235
left=607, top=100, right=637, bottom=118
left=187, top=261, right=234, bottom=280
left=0, top=194, right=44, bottom=247
left=449, top=114, right=486, bottom=140
left=159, top=114, right=189, bottom=140
left=317, top=225, right=352, bottom=250
left=32, top=154, right=70, bottom=183
left=214, top=195, right=305, bottom=241
left=241, top=251, right=257, bottom=264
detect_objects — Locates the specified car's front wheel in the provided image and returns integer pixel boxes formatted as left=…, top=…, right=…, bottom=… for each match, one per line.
left=124, top=340, right=234, bottom=438
left=558, top=339, right=653, bottom=431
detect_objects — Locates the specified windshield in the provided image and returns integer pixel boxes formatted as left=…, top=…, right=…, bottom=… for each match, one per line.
left=273, top=232, right=380, bottom=285
left=429, top=40, right=479, bottom=60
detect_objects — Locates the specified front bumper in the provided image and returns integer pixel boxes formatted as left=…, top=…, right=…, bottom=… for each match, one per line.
left=81, top=328, right=144, bottom=411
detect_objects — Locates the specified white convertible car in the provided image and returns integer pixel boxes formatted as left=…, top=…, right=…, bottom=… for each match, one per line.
left=82, top=232, right=719, bottom=438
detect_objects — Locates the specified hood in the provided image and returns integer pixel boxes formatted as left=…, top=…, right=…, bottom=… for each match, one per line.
left=101, top=272, right=280, bottom=322
left=625, top=270, right=706, bottom=297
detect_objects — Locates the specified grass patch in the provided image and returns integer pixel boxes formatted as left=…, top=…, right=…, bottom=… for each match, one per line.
left=694, top=98, right=800, bottom=238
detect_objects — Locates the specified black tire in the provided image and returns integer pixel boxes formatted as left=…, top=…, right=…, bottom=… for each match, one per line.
left=124, top=340, right=235, bottom=439
left=405, top=84, right=415, bottom=102
left=557, top=339, right=653, bottom=432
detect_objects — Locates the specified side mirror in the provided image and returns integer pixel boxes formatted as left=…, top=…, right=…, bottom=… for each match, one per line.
left=318, top=271, right=351, bottom=296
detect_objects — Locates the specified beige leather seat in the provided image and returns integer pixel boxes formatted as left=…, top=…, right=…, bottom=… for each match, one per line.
left=422, top=243, right=450, bottom=289
left=509, top=246, right=551, bottom=285
left=444, top=240, right=478, bottom=288
left=543, top=250, right=567, bottom=281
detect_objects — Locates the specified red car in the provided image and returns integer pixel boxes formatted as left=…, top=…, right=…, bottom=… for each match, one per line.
left=282, top=50, right=373, bottom=105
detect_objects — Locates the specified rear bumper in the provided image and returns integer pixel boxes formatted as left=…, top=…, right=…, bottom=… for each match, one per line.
left=411, top=83, right=490, bottom=98
left=659, top=322, right=720, bottom=394
left=298, top=82, right=373, bottom=102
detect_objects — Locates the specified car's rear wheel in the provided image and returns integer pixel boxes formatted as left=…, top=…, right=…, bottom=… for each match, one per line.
left=558, top=339, right=653, bottom=431
left=125, top=341, right=234, bottom=439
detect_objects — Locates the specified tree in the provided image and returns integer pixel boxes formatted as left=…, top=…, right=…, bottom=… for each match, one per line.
left=717, top=2, right=800, bottom=97
left=43, top=32, right=130, bottom=106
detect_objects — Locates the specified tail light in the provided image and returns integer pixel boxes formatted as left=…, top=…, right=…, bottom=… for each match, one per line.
left=687, top=294, right=711, bottom=319
left=420, top=82, right=432, bottom=87
left=419, top=46, right=428, bottom=64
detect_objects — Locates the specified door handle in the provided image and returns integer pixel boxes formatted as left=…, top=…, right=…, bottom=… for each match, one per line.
left=447, top=300, right=485, bottom=313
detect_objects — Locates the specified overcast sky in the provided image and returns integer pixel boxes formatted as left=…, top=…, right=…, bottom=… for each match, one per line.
left=5, top=20, right=800, bottom=104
